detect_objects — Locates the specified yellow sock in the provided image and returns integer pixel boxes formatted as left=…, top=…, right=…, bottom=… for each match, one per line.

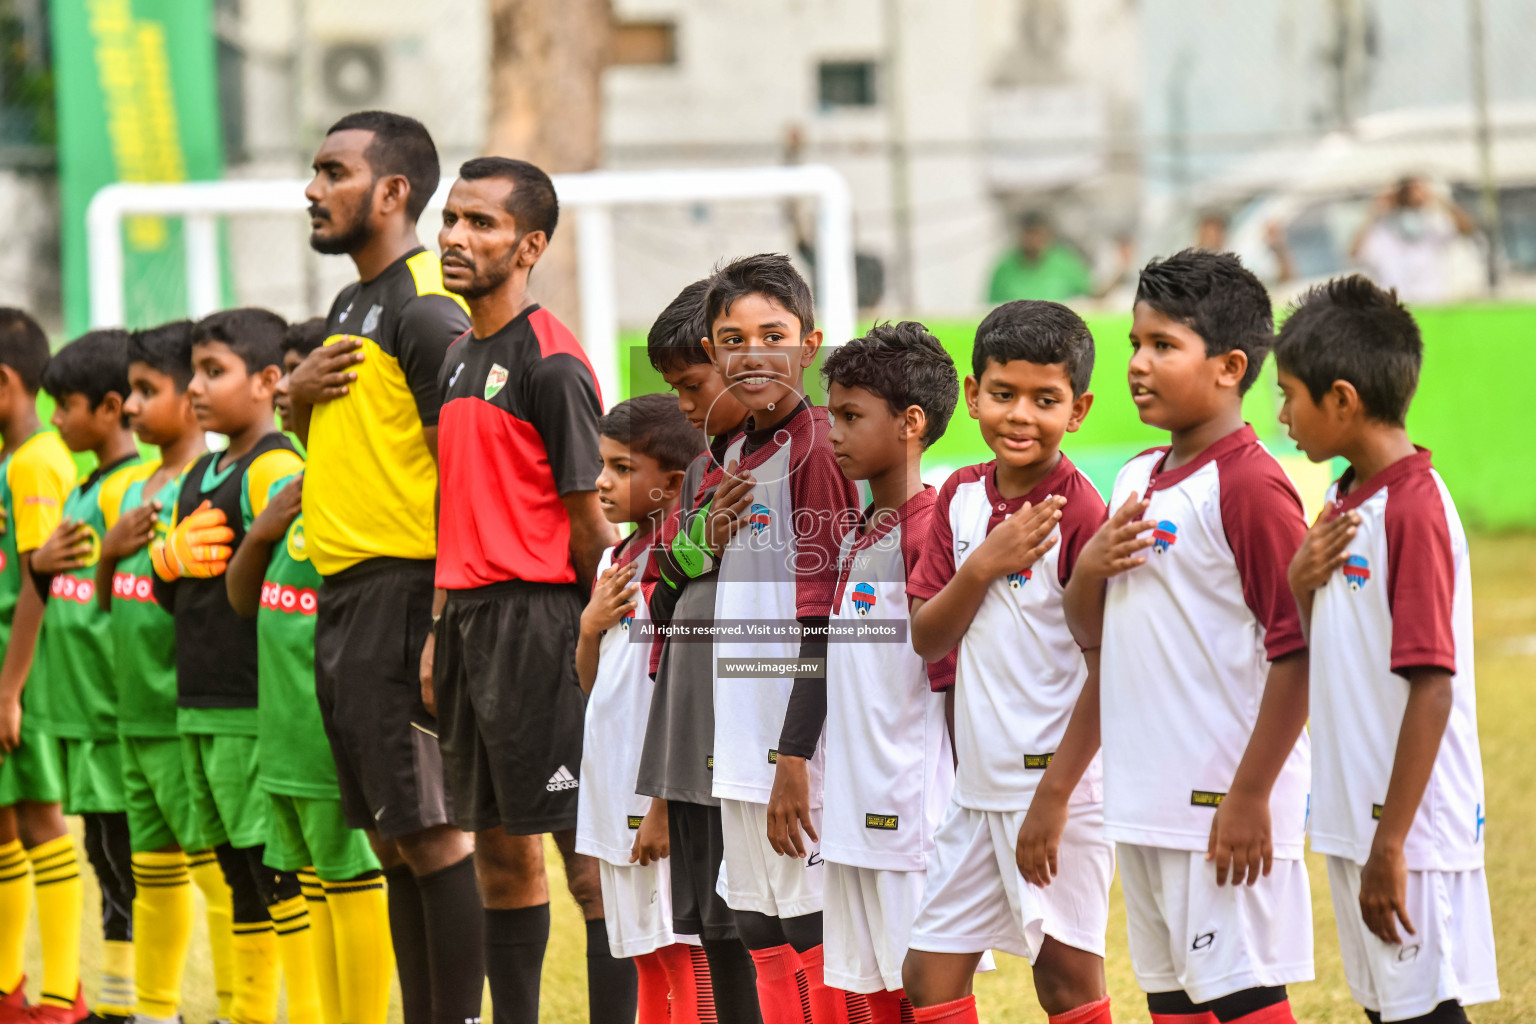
left=97, top=939, right=135, bottom=1016
left=298, top=870, right=341, bottom=1024
left=190, top=849, right=235, bottom=1020
left=323, top=874, right=393, bottom=1024
left=0, top=839, right=31, bottom=994
left=230, top=922, right=279, bottom=1024
left=29, top=834, right=83, bottom=1010
left=269, top=894, right=322, bottom=1024
left=132, top=851, right=194, bottom=1019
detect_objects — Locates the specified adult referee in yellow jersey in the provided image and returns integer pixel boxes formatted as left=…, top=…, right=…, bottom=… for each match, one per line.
left=288, top=110, right=482, bottom=1024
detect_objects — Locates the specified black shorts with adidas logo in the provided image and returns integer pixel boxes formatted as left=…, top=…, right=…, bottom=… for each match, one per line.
left=434, top=578, right=587, bottom=834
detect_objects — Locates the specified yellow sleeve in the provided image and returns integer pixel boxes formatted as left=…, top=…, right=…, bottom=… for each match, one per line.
left=247, top=449, right=304, bottom=519
left=8, top=439, right=76, bottom=552
left=99, top=461, right=158, bottom=532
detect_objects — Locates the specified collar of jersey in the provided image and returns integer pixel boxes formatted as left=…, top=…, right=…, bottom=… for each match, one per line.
left=852, top=486, right=935, bottom=547
left=1145, top=423, right=1256, bottom=494
left=984, top=452, right=1075, bottom=512
left=201, top=453, right=239, bottom=492
left=1331, top=446, right=1433, bottom=515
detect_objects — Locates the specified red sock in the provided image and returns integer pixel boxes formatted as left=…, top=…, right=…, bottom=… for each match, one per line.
left=865, top=989, right=917, bottom=1024
left=910, top=995, right=978, bottom=1024
left=1049, top=996, right=1113, bottom=1024
left=749, top=944, right=811, bottom=1024
left=688, top=944, right=718, bottom=1024
left=635, top=950, right=671, bottom=1024
left=796, top=943, right=870, bottom=1024
left=1225, top=1002, right=1296, bottom=1024
left=655, top=943, right=715, bottom=1024
left=1150, top=1015, right=1216, bottom=1024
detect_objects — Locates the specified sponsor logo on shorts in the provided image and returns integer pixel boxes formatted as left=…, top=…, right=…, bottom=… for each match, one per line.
left=706, top=756, right=714, bottom=770
left=1023, top=753, right=1054, bottom=769
left=1372, top=803, right=1383, bottom=820
left=1191, top=930, right=1216, bottom=951
left=864, top=813, right=898, bottom=831
left=1190, top=790, right=1225, bottom=808
left=627, top=815, right=644, bottom=829
left=805, top=852, right=823, bottom=867
left=767, top=749, right=778, bottom=765
left=546, top=765, right=579, bottom=792
left=1476, top=802, right=1485, bottom=842
left=1397, top=943, right=1421, bottom=962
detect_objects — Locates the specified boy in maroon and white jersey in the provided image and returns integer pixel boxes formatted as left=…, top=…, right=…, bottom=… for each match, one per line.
left=1064, top=250, right=1312, bottom=1024
left=781, top=323, right=958, bottom=1024
left=902, top=301, right=1113, bottom=1024
left=1278, top=276, right=1496, bottom=1024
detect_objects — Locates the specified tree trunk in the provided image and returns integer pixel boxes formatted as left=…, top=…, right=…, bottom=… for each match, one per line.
left=486, top=0, right=613, bottom=336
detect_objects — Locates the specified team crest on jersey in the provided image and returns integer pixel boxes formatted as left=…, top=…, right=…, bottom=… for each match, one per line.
left=748, top=503, right=772, bottom=535
left=1343, top=554, right=1371, bottom=590
left=360, top=304, right=382, bottom=335
left=1007, top=568, right=1032, bottom=588
left=285, top=518, right=309, bottom=564
left=850, top=582, right=876, bottom=616
left=484, top=363, right=509, bottom=400
left=619, top=610, right=635, bottom=631
left=1152, top=520, right=1178, bottom=553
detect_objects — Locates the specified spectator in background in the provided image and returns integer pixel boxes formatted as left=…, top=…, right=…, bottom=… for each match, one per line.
left=1351, top=176, right=1477, bottom=304
left=987, top=212, right=1092, bottom=304
left=1197, top=210, right=1296, bottom=284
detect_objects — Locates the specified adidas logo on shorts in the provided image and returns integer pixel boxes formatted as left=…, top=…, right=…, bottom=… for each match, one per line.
left=546, top=765, right=579, bottom=792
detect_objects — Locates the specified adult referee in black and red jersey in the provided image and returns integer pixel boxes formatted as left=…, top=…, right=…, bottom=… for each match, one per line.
left=425, top=156, right=629, bottom=1024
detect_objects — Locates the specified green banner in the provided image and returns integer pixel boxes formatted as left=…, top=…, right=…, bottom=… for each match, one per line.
left=52, top=0, right=225, bottom=335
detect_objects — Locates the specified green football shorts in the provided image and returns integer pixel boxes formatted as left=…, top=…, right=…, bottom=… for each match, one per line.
left=122, top=736, right=208, bottom=853
left=59, top=737, right=126, bottom=814
left=0, top=718, right=63, bottom=806
left=182, top=734, right=267, bottom=849
left=263, top=792, right=380, bottom=881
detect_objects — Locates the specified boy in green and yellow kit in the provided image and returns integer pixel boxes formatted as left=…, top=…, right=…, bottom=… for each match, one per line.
left=0, top=310, right=80, bottom=1024
left=26, top=329, right=146, bottom=1024
left=95, top=320, right=237, bottom=1024
left=224, top=318, right=392, bottom=1024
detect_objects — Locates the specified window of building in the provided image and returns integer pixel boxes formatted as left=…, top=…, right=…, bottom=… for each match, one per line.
left=612, top=21, right=677, bottom=66
left=818, top=60, right=878, bottom=111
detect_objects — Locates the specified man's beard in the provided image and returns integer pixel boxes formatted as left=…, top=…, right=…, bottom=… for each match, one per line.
left=445, top=249, right=516, bottom=300
left=309, top=206, right=375, bottom=256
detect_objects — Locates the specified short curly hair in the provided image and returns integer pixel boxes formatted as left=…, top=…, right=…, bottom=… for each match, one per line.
left=821, top=321, right=959, bottom=449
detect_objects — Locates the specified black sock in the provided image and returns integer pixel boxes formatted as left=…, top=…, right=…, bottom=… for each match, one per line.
left=484, top=903, right=550, bottom=1024
left=779, top=911, right=823, bottom=955
left=1210, top=986, right=1286, bottom=1023
left=213, top=843, right=268, bottom=924
left=703, top=938, right=763, bottom=1024
left=417, top=854, right=486, bottom=1024
left=82, top=812, right=136, bottom=941
left=384, top=865, right=433, bottom=1024
left=585, top=918, right=638, bottom=1024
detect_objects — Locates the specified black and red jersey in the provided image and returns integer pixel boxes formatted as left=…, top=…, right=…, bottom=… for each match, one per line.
left=436, top=305, right=604, bottom=589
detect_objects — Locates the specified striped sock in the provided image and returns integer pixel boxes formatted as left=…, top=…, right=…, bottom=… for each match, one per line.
left=298, top=870, right=341, bottom=1024
left=269, top=893, right=322, bottom=1024
left=131, top=851, right=194, bottom=1019
left=230, top=920, right=279, bottom=1024
left=29, top=834, right=83, bottom=1011
left=96, top=939, right=136, bottom=1016
left=0, top=839, right=30, bottom=994
left=322, top=873, right=393, bottom=1024
left=188, top=849, right=235, bottom=1020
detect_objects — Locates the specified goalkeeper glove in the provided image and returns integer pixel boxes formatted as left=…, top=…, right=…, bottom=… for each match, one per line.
left=151, top=500, right=234, bottom=581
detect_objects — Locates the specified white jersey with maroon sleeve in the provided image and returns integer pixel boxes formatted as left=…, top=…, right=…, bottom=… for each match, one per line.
left=576, top=541, right=656, bottom=865
left=907, top=455, right=1107, bottom=813
left=1100, top=426, right=1310, bottom=857
left=1309, top=449, right=1485, bottom=871
left=711, top=403, right=861, bottom=804
left=821, top=489, right=955, bottom=873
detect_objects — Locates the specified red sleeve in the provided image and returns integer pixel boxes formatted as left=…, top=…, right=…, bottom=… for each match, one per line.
left=906, top=475, right=959, bottom=602
left=1056, top=473, right=1109, bottom=588
left=789, top=430, right=861, bottom=620
left=1218, top=452, right=1307, bottom=661
left=901, top=499, right=957, bottom=691
left=1385, top=476, right=1457, bottom=676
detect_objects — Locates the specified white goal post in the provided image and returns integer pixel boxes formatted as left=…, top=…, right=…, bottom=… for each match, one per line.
left=86, top=164, right=857, bottom=404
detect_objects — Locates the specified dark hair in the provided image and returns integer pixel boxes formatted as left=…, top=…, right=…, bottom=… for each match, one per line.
left=646, top=278, right=713, bottom=372
left=822, top=322, right=959, bottom=449
left=191, top=308, right=288, bottom=373
left=1135, top=249, right=1274, bottom=395
left=1275, top=275, right=1422, bottom=426
left=972, top=300, right=1096, bottom=397
left=0, top=307, right=51, bottom=393
left=283, top=317, right=329, bottom=359
left=326, top=110, right=440, bottom=222
left=42, top=329, right=130, bottom=411
left=458, top=157, right=559, bottom=240
left=600, top=393, right=706, bottom=473
left=704, top=253, right=815, bottom=339
left=127, top=320, right=195, bottom=389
